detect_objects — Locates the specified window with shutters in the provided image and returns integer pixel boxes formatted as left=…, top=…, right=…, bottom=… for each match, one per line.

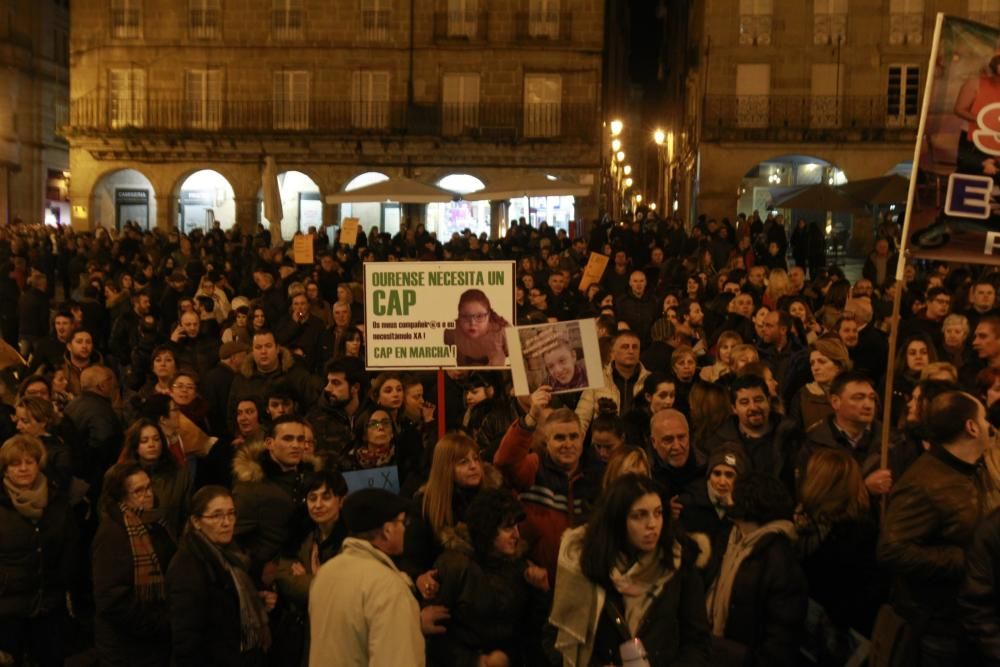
left=442, top=73, right=480, bottom=136
left=361, top=0, right=391, bottom=42
left=736, top=64, right=770, bottom=128
left=970, top=0, right=1000, bottom=25
left=273, top=70, right=309, bottom=130
left=352, top=70, right=390, bottom=129
left=814, top=0, right=847, bottom=45
left=190, top=0, right=220, bottom=39
left=529, top=0, right=560, bottom=39
left=523, top=74, right=561, bottom=138
left=889, top=0, right=923, bottom=45
left=110, top=0, right=142, bottom=39
left=273, top=0, right=303, bottom=40
left=447, top=0, right=478, bottom=38
left=887, top=65, right=920, bottom=127
left=186, top=69, right=222, bottom=129
left=739, top=0, right=773, bottom=46
left=108, top=68, right=146, bottom=128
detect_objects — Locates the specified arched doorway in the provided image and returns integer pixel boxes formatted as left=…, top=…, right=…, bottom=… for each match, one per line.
left=89, top=168, right=158, bottom=231
left=257, top=170, right=324, bottom=241
left=427, top=174, right=488, bottom=237
left=175, top=170, right=236, bottom=233
left=739, top=155, right=848, bottom=218
left=339, top=171, right=398, bottom=235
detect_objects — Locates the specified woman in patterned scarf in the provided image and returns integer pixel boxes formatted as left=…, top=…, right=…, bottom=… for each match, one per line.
left=93, top=462, right=176, bottom=666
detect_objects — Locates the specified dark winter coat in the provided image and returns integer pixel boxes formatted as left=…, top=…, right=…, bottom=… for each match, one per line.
left=17, top=286, right=49, bottom=340
left=166, top=530, right=266, bottom=667
left=0, top=480, right=77, bottom=618
left=428, top=528, right=538, bottom=667
left=92, top=505, right=176, bottom=667
left=231, top=441, right=315, bottom=575
left=615, top=292, right=659, bottom=347
left=227, top=347, right=322, bottom=423
left=879, top=445, right=988, bottom=637
left=305, top=394, right=360, bottom=471
left=960, top=506, right=1000, bottom=664
left=709, top=524, right=808, bottom=667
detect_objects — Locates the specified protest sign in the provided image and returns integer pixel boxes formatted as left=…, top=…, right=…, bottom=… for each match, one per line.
left=578, top=253, right=609, bottom=292
left=343, top=465, right=400, bottom=495
left=340, top=217, right=360, bottom=246
left=506, top=319, right=605, bottom=396
left=292, top=234, right=314, bottom=265
left=364, top=261, right=515, bottom=370
left=904, top=16, right=1000, bottom=264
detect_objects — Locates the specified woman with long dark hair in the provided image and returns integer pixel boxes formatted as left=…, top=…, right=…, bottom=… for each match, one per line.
left=550, top=474, right=711, bottom=666
left=93, top=462, right=176, bottom=666
left=118, top=418, right=192, bottom=539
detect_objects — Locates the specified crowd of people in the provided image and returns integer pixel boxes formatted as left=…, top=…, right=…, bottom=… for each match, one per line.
left=1, top=208, right=1000, bottom=666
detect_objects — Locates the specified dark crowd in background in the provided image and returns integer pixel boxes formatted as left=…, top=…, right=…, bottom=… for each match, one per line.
left=2, top=208, right=1000, bottom=666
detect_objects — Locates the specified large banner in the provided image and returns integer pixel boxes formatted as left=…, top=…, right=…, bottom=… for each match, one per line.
left=907, top=15, right=1000, bottom=263
left=364, top=261, right=515, bottom=370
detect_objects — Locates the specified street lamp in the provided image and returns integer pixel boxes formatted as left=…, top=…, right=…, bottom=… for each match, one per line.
left=611, top=138, right=622, bottom=152
left=624, top=177, right=633, bottom=188
left=649, top=202, right=657, bottom=211
left=610, top=119, right=623, bottom=136
left=635, top=194, right=642, bottom=203
left=616, top=150, right=625, bottom=162
left=653, top=129, right=665, bottom=145
left=623, top=165, right=632, bottom=176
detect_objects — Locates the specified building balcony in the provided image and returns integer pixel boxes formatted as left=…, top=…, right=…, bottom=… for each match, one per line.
left=432, top=11, right=489, bottom=43
left=514, top=11, right=573, bottom=44
left=702, top=95, right=919, bottom=142
left=63, top=95, right=599, bottom=144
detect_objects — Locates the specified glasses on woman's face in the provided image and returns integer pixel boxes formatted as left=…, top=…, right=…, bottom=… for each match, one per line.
left=172, top=382, right=196, bottom=391
left=368, top=418, right=392, bottom=430
left=201, top=510, right=237, bottom=523
left=458, top=311, right=489, bottom=324
left=128, top=483, right=154, bottom=498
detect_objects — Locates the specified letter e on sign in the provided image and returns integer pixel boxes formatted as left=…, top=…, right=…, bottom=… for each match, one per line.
left=944, top=173, right=993, bottom=220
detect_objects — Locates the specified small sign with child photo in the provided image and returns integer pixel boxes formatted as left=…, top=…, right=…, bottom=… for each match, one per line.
left=506, top=318, right=605, bottom=396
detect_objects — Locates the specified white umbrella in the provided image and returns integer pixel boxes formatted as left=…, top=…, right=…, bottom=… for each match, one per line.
left=463, top=174, right=591, bottom=201
left=325, top=177, right=456, bottom=204
left=261, top=156, right=283, bottom=245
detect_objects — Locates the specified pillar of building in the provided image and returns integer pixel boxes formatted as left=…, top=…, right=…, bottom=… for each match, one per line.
left=234, top=197, right=258, bottom=234
left=489, top=200, right=504, bottom=239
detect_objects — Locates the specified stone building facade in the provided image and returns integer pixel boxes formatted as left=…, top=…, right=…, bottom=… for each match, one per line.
left=663, top=0, right=995, bottom=226
left=64, top=0, right=606, bottom=238
left=0, top=0, right=70, bottom=226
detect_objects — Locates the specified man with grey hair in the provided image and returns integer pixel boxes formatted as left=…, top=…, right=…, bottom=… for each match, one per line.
left=649, top=409, right=705, bottom=518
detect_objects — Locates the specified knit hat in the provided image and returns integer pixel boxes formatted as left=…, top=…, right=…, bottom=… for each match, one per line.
left=810, top=336, right=852, bottom=370
left=219, top=341, right=249, bottom=360
left=342, top=489, right=410, bottom=535
left=706, top=443, right=749, bottom=477
left=230, top=296, right=250, bottom=312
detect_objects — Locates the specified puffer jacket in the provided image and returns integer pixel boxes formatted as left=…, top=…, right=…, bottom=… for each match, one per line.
left=878, top=445, right=988, bottom=636
left=0, top=480, right=77, bottom=617
left=226, top=347, right=322, bottom=423
left=231, top=441, right=319, bottom=576
left=493, top=419, right=602, bottom=586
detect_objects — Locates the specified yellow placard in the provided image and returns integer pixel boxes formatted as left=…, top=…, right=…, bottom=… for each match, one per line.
left=293, top=234, right=315, bottom=265
left=578, top=252, right=609, bottom=292
left=340, top=217, right=360, bottom=246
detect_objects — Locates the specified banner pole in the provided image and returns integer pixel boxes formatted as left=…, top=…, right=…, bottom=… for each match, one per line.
left=880, top=12, right=945, bottom=482
left=437, top=368, right=446, bottom=440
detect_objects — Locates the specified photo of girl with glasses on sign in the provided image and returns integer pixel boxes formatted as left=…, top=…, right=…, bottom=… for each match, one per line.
left=444, top=289, right=510, bottom=367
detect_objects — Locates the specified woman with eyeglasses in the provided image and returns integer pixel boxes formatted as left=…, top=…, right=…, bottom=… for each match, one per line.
left=168, top=369, right=210, bottom=433
left=0, top=435, right=77, bottom=667
left=92, top=462, right=176, bottom=667
left=444, top=289, right=510, bottom=367
left=167, top=485, right=276, bottom=667
left=345, top=409, right=399, bottom=472
left=118, top=419, right=193, bottom=540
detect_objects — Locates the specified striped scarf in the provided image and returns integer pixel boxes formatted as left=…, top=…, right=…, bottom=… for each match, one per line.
left=120, top=503, right=166, bottom=602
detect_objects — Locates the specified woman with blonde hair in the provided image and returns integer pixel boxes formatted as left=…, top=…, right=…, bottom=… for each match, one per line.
left=795, top=448, right=880, bottom=663
left=919, top=361, right=958, bottom=383
left=763, top=268, right=790, bottom=309
left=399, top=432, right=500, bottom=602
left=601, top=445, right=651, bottom=491
left=700, top=331, right=742, bottom=383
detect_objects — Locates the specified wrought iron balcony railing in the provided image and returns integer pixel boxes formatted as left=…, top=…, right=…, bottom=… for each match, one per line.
left=702, top=95, right=919, bottom=141
left=65, top=95, right=599, bottom=143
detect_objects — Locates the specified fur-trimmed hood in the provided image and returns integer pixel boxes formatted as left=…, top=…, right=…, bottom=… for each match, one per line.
left=237, top=346, right=297, bottom=379
left=232, top=438, right=322, bottom=483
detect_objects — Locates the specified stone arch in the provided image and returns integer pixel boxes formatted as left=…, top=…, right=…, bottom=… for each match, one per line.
left=89, top=168, right=158, bottom=232
left=426, top=172, right=489, bottom=238
left=170, top=169, right=238, bottom=233
left=255, top=169, right=325, bottom=240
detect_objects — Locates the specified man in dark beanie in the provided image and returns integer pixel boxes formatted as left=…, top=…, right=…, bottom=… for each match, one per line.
left=309, top=489, right=448, bottom=665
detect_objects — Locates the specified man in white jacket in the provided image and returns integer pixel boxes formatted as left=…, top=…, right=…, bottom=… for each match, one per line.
left=309, top=489, right=447, bottom=666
